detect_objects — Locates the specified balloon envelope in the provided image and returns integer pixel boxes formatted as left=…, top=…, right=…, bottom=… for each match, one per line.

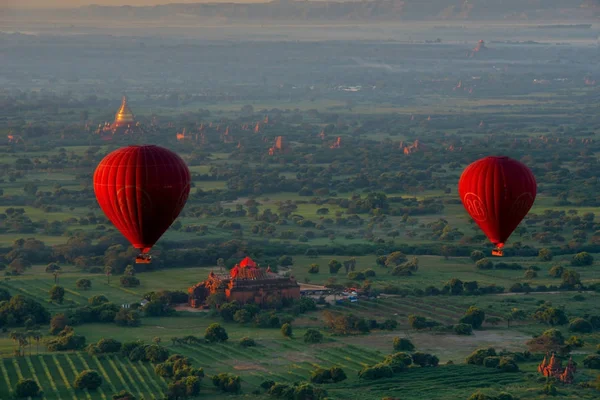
left=458, top=156, right=536, bottom=249
left=93, top=145, right=191, bottom=253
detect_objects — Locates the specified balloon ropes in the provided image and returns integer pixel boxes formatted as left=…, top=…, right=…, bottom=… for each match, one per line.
left=93, top=145, right=191, bottom=263
left=458, top=156, right=537, bottom=257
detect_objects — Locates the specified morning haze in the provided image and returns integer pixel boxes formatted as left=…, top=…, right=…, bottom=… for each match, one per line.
left=1, top=0, right=600, bottom=399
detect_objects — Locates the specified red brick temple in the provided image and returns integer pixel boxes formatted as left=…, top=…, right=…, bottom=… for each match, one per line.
left=537, top=353, right=576, bottom=384
left=187, top=257, right=300, bottom=308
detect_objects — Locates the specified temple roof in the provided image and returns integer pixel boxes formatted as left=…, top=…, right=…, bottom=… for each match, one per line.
left=239, top=257, right=257, bottom=268
left=114, top=96, right=135, bottom=127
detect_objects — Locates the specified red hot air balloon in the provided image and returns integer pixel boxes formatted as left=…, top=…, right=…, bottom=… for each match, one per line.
left=458, top=156, right=536, bottom=256
left=94, top=145, right=191, bottom=263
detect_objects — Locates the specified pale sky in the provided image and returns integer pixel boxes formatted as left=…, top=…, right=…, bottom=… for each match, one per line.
left=3, top=0, right=270, bottom=9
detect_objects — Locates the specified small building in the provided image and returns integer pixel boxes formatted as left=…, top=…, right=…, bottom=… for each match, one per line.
left=187, top=257, right=300, bottom=308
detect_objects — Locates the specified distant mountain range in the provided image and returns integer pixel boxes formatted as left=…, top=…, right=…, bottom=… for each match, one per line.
left=8, top=0, right=600, bottom=21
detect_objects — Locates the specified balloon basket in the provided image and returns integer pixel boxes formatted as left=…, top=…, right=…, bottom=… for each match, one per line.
left=491, top=249, right=504, bottom=257
left=136, top=254, right=152, bottom=264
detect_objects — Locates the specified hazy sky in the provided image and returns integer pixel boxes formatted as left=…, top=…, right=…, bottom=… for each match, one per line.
left=4, top=0, right=270, bottom=9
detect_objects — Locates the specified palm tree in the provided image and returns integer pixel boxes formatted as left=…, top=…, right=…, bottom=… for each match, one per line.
left=53, top=270, right=60, bottom=284
left=10, top=331, right=21, bottom=355
left=105, top=265, right=113, bottom=284
left=33, top=331, right=42, bottom=355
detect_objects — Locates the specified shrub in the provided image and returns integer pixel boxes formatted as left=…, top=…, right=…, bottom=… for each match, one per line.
left=460, top=306, right=486, bottom=329
left=281, top=323, right=292, bottom=337
left=205, top=323, right=228, bottom=343
left=569, top=318, right=593, bottom=333
left=549, top=265, right=564, bottom=278
left=304, top=329, right=324, bottom=344
left=239, top=337, right=256, bottom=347
left=583, top=355, right=600, bottom=369
left=211, top=373, right=241, bottom=393
left=120, top=276, right=140, bottom=287
left=466, top=348, right=497, bottom=365
left=393, top=337, right=415, bottom=352
left=329, top=366, right=347, bottom=382
left=379, top=319, right=398, bottom=331
left=73, top=370, right=102, bottom=390
left=454, top=323, right=473, bottom=335
left=14, top=379, right=40, bottom=398
left=524, top=269, right=538, bottom=279
left=358, top=363, right=394, bottom=380
left=383, top=352, right=412, bottom=371
left=308, top=264, right=319, bottom=274
left=538, top=248, right=553, bottom=262
left=49, top=285, right=65, bottom=304
left=76, top=279, right=92, bottom=290
left=411, top=352, right=439, bottom=367
left=483, top=356, right=501, bottom=368
left=566, top=336, right=584, bottom=348
left=470, top=250, right=485, bottom=262
left=476, top=258, right=493, bottom=270
left=571, top=252, right=593, bottom=266
left=498, top=357, right=519, bottom=372
left=310, top=368, right=332, bottom=384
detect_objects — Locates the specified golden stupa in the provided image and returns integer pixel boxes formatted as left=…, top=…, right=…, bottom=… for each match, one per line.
left=96, top=96, right=141, bottom=139
left=114, top=96, right=135, bottom=128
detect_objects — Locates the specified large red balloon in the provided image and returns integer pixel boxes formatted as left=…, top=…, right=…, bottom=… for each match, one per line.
left=458, top=156, right=536, bottom=251
left=93, top=145, right=191, bottom=253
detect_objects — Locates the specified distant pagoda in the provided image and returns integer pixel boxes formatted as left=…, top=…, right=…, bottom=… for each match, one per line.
left=96, top=96, right=142, bottom=139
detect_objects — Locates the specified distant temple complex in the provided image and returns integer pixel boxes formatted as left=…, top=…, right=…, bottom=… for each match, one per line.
left=268, top=136, right=291, bottom=155
left=96, top=96, right=142, bottom=139
left=187, top=257, right=300, bottom=308
left=537, top=353, right=576, bottom=384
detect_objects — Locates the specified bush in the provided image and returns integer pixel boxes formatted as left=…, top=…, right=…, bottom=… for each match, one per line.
left=239, top=337, right=256, bottom=347
left=330, top=366, right=347, bottom=382
left=358, top=363, right=394, bottom=380
left=549, top=265, right=564, bottom=278
left=483, top=356, right=501, bottom=368
left=571, top=252, right=594, bottom=266
left=308, top=264, right=319, bottom=274
left=14, top=378, right=40, bottom=398
left=524, top=269, right=538, bottom=279
left=459, top=306, right=486, bottom=329
left=205, top=323, right=228, bottom=343
left=498, top=357, right=519, bottom=372
left=583, top=355, right=600, bottom=369
left=73, top=370, right=102, bottom=390
left=569, top=318, right=593, bottom=333
left=393, top=337, right=415, bottom=352
left=538, top=248, right=553, bottom=262
left=470, top=250, right=485, bottom=262
left=379, top=319, right=398, bottom=331
left=76, top=279, right=92, bottom=290
left=211, top=373, right=241, bottom=393
left=49, top=285, right=65, bottom=304
left=454, top=323, right=473, bottom=335
left=383, top=352, right=413, bottom=371
left=310, top=368, right=332, bottom=384
left=304, top=329, right=324, bottom=344
left=120, top=276, right=140, bottom=287
left=411, top=352, right=439, bottom=367
left=476, top=258, right=493, bottom=270
left=466, top=348, right=497, bottom=365
left=281, top=323, right=292, bottom=337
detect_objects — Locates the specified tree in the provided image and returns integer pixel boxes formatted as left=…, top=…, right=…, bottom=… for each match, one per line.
left=571, top=252, right=594, bottom=266
left=50, top=314, right=68, bottom=334
left=562, top=269, right=581, bottom=287
left=524, top=269, right=537, bottom=279
left=470, top=250, right=485, bottom=262
left=120, top=276, right=140, bottom=288
left=49, top=285, right=65, bottom=304
left=205, top=323, right=228, bottom=343
left=475, top=258, right=493, bottom=270
left=583, top=355, right=600, bottom=369
left=538, top=248, right=553, bottom=262
left=14, top=378, right=40, bottom=398
left=45, top=263, right=60, bottom=273
left=124, top=265, right=135, bottom=276
left=304, top=329, right=324, bottom=344
left=329, top=366, right=347, bottom=383
left=328, top=259, right=342, bottom=274
left=393, top=337, right=415, bottom=352
left=105, top=266, right=113, bottom=284
left=281, top=323, right=292, bottom=338
left=308, top=264, right=319, bottom=274
left=73, top=370, right=102, bottom=390
left=279, top=255, right=293, bottom=267
left=549, top=265, right=564, bottom=278
left=385, top=251, right=407, bottom=267
left=88, top=295, right=109, bottom=306
left=569, top=318, right=593, bottom=333
left=466, top=348, right=497, bottom=365
left=76, top=279, right=92, bottom=290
